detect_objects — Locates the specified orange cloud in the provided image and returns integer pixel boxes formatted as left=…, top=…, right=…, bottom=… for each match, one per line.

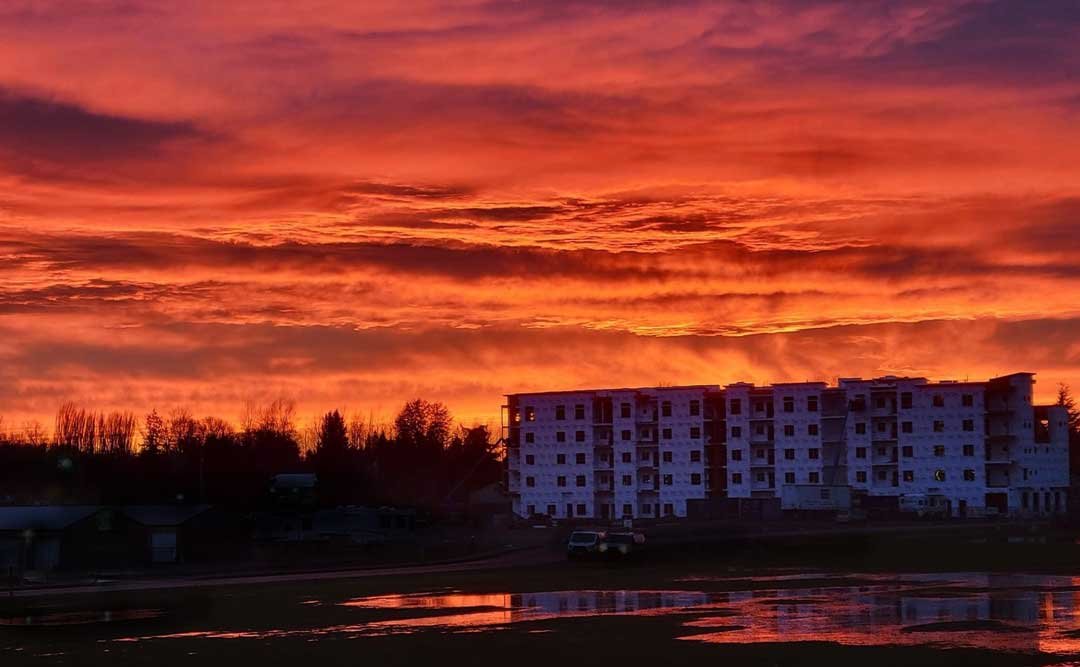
left=0, top=1, right=1078, bottom=433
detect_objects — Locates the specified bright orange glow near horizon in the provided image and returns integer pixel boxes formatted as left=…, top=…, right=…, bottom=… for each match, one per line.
left=1, top=1, right=1078, bottom=433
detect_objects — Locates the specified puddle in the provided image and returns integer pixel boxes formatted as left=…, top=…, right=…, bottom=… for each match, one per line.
left=117, top=590, right=721, bottom=641
left=110, top=573, right=1080, bottom=656
left=679, top=573, right=1080, bottom=655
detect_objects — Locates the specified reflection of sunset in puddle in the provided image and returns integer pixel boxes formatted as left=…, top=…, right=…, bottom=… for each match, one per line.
left=112, top=574, right=1080, bottom=657
left=348, top=590, right=718, bottom=632
left=679, top=573, right=1080, bottom=655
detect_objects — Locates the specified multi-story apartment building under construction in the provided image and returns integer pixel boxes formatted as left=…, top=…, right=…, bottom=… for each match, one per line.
left=503, top=372, right=1070, bottom=520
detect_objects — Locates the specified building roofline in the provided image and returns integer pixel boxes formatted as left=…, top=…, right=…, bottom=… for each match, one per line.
left=505, top=372, right=1038, bottom=399
left=506, top=384, right=721, bottom=399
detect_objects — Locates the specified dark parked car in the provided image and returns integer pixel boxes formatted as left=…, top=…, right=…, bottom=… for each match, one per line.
left=566, top=530, right=605, bottom=559
left=597, top=532, right=643, bottom=559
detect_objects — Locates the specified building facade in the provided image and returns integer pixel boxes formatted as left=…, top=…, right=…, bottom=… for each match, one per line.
left=504, top=373, right=1070, bottom=520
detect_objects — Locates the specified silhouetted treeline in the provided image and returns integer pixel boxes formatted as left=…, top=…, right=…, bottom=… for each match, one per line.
left=0, top=398, right=502, bottom=513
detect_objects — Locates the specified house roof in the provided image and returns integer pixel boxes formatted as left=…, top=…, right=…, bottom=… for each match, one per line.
left=0, top=506, right=102, bottom=531
left=122, top=505, right=211, bottom=527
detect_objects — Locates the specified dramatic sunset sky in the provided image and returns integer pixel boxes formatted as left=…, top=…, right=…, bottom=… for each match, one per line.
left=1, top=1, right=1078, bottom=430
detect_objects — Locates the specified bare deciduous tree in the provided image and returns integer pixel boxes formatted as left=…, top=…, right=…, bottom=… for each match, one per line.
left=22, top=420, right=48, bottom=447
left=347, top=412, right=368, bottom=450
left=55, top=402, right=98, bottom=452
left=98, top=411, right=137, bottom=454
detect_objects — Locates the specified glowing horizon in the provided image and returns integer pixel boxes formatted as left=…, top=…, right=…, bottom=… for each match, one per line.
left=1, top=1, right=1078, bottom=435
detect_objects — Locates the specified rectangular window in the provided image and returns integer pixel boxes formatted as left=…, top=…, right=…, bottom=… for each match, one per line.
left=808, top=448, right=820, bottom=459
left=526, top=476, right=535, bottom=487
left=621, top=429, right=631, bottom=441
left=690, top=450, right=701, bottom=463
left=547, top=504, right=556, bottom=516
left=783, top=396, right=794, bottom=413
left=556, top=431, right=566, bottom=443
left=620, top=403, right=631, bottom=418
left=662, top=428, right=672, bottom=439
left=575, top=430, right=586, bottom=442
left=525, top=406, right=535, bottom=421
left=784, top=448, right=795, bottom=460
left=690, top=426, right=701, bottom=439
left=962, top=419, right=975, bottom=432
left=576, top=475, right=586, bottom=487
left=808, top=472, right=819, bottom=483
left=785, top=472, right=795, bottom=484
left=902, top=421, right=912, bottom=433
left=963, top=444, right=975, bottom=457
left=962, top=394, right=974, bottom=407
left=933, top=421, right=944, bottom=433
left=663, top=503, right=674, bottom=516
left=622, top=504, right=633, bottom=516
left=576, top=503, right=586, bottom=516
left=576, top=453, right=586, bottom=464
left=933, top=394, right=944, bottom=408
left=856, top=471, right=867, bottom=483
left=855, top=447, right=866, bottom=459
left=963, top=469, right=976, bottom=481
left=934, top=445, right=945, bottom=457
left=901, top=446, right=913, bottom=458
left=557, top=476, right=566, bottom=487
left=731, top=426, right=742, bottom=438
left=621, top=452, right=631, bottom=463
left=730, top=399, right=742, bottom=415
left=903, top=470, right=914, bottom=482
left=662, top=451, right=673, bottom=463
left=877, top=470, right=887, bottom=481
left=525, top=454, right=535, bottom=465
left=808, top=424, right=819, bottom=436
left=663, top=474, right=673, bottom=486
left=784, top=424, right=795, bottom=437
left=731, top=449, right=742, bottom=461
left=526, top=504, right=535, bottom=516
left=901, top=392, right=912, bottom=409
left=642, top=504, right=652, bottom=515
left=622, top=475, right=632, bottom=486
left=574, top=404, right=585, bottom=420
left=557, top=454, right=566, bottom=464
left=689, top=400, right=700, bottom=416
left=661, top=401, right=672, bottom=417
left=856, top=422, right=866, bottom=434
left=525, top=432, right=534, bottom=443
left=691, top=473, right=701, bottom=485
left=807, top=396, right=819, bottom=412
left=555, top=405, right=566, bottom=420
left=875, top=397, right=885, bottom=409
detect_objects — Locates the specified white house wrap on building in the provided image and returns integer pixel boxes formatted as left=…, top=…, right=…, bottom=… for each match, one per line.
left=503, top=373, right=1070, bottom=520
